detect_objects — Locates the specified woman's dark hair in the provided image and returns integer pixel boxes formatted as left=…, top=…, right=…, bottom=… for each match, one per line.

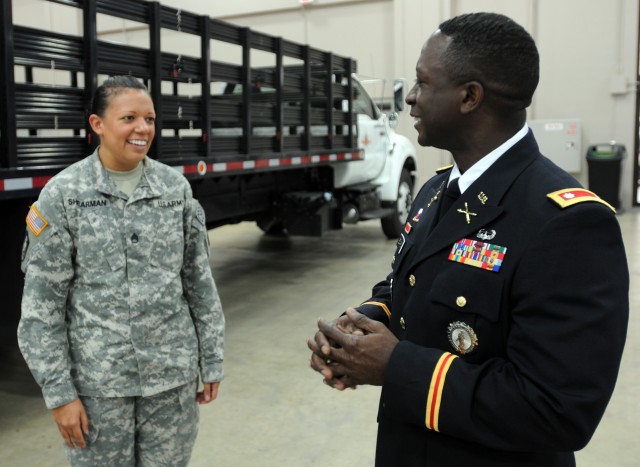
left=91, top=75, right=150, bottom=116
left=438, top=12, right=539, bottom=111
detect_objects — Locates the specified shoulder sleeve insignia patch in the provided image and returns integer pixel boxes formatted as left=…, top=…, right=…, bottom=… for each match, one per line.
left=194, top=200, right=207, bottom=226
left=26, top=204, right=49, bottom=236
left=546, top=188, right=615, bottom=213
left=435, top=164, right=454, bottom=174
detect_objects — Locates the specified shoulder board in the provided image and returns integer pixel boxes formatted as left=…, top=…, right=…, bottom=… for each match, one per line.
left=546, top=188, right=615, bottom=213
left=435, top=164, right=454, bottom=174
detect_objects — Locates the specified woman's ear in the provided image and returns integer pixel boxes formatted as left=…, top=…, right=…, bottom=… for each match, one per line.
left=459, top=81, right=484, bottom=114
left=88, top=114, right=103, bottom=135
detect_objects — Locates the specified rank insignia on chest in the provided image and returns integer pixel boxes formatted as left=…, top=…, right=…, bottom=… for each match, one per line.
left=448, top=238, right=507, bottom=272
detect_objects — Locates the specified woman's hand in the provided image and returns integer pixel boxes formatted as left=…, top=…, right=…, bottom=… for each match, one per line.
left=52, top=399, right=89, bottom=449
left=197, top=382, right=220, bottom=404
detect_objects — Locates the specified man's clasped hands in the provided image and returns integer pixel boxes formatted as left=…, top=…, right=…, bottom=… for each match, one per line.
left=307, top=308, right=399, bottom=390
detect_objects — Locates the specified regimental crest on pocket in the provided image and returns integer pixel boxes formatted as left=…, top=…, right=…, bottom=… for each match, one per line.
left=448, top=321, right=478, bottom=355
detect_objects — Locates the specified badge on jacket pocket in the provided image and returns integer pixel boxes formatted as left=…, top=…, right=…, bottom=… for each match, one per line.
left=448, top=321, right=478, bottom=355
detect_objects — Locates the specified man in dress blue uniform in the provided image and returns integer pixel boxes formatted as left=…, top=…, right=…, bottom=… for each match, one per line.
left=308, top=12, right=628, bottom=467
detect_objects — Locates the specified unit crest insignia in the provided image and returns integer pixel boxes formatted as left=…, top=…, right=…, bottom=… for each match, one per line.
left=448, top=321, right=478, bottom=355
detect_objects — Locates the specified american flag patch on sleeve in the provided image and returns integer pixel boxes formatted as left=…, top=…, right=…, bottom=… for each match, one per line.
left=26, top=205, right=48, bottom=236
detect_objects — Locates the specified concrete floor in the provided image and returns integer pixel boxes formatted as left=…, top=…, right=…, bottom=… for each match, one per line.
left=0, top=211, right=638, bottom=466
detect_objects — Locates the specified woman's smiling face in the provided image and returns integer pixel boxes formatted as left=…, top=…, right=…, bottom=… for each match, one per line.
left=89, top=89, right=156, bottom=171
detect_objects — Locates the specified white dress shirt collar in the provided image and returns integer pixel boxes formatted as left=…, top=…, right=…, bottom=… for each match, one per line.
left=448, top=123, right=529, bottom=194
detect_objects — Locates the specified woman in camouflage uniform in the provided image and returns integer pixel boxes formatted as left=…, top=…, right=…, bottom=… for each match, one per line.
left=18, top=75, right=225, bottom=466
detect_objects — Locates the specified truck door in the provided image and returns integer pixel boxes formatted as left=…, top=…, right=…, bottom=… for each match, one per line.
left=333, top=80, right=388, bottom=188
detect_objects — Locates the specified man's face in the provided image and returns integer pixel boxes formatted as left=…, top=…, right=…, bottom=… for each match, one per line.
left=405, top=32, right=462, bottom=149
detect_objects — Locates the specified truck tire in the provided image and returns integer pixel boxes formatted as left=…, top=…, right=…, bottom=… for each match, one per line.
left=381, top=168, right=413, bottom=239
left=257, top=216, right=287, bottom=236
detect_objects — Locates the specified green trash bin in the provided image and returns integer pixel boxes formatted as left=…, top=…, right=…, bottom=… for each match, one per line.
left=586, top=142, right=625, bottom=210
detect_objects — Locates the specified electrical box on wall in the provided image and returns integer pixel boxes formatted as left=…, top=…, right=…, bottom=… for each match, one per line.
left=528, top=119, right=582, bottom=173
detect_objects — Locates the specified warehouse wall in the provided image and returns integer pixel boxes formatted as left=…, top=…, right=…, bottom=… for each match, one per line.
left=12, top=0, right=639, bottom=209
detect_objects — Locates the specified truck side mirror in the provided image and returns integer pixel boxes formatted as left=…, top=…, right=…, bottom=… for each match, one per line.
left=394, top=80, right=404, bottom=112
left=388, top=112, right=399, bottom=129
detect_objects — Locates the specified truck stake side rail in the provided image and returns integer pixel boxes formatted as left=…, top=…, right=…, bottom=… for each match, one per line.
left=0, top=0, right=360, bottom=199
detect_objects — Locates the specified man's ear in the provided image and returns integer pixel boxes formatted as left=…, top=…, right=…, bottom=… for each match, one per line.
left=459, top=81, right=484, bottom=114
left=88, top=114, right=103, bottom=135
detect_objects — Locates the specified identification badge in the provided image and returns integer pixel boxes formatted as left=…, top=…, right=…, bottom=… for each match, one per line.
left=448, top=238, right=507, bottom=272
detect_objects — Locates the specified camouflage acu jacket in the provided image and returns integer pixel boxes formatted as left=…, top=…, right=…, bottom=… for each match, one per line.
left=18, top=150, right=224, bottom=409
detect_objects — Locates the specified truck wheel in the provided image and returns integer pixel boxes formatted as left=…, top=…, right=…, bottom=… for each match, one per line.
left=381, top=168, right=413, bottom=239
left=257, top=216, right=287, bottom=236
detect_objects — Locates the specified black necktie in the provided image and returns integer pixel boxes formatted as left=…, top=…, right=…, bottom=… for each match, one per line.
left=437, top=177, right=460, bottom=222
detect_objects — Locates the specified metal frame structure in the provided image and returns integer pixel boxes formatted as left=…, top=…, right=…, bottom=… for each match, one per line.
left=0, top=0, right=358, bottom=195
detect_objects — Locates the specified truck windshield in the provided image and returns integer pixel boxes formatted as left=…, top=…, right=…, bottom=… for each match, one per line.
left=353, top=81, right=380, bottom=120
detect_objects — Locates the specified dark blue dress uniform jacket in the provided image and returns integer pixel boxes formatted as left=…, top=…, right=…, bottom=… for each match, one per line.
left=355, top=131, right=629, bottom=466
